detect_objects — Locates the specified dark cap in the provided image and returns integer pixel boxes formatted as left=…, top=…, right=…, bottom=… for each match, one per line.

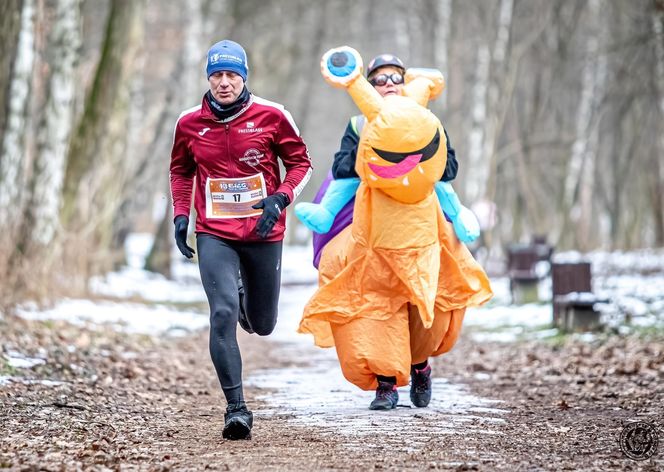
left=366, top=53, right=405, bottom=77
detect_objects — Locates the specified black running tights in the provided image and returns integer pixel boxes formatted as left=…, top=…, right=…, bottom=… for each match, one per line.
left=197, top=233, right=282, bottom=404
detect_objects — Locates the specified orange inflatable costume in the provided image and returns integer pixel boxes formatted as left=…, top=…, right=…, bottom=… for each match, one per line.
left=298, top=47, right=492, bottom=390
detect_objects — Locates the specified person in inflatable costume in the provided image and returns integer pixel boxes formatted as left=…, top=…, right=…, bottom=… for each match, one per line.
left=297, top=46, right=493, bottom=410
left=295, top=52, right=480, bottom=271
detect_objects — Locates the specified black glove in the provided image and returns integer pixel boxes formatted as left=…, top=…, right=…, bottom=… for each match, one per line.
left=252, top=193, right=289, bottom=239
left=174, top=215, right=195, bottom=259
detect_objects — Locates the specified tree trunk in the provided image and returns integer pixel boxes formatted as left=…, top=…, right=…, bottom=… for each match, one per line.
left=465, top=43, right=490, bottom=202
left=141, top=0, right=228, bottom=275
left=481, top=0, right=514, bottom=203
left=434, top=0, right=452, bottom=110
left=652, top=12, right=664, bottom=246
left=60, top=0, right=144, bottom=276
left=22, top=0, right=81, bottom=247
left=0, top=0, right=35, bottom=232
left=144, top=200, right=172, bottom=277
left=0, top=0, right=24, bottom=154
left=562, top=0, right=603, bottom=250
left=61, top=0, right=143, bottom=225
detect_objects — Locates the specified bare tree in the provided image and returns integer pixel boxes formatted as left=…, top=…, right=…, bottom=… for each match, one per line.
left=60, top=0, right=145, bottom=279
left=0, top=0, right=35, bottom=236
left=0, top=0, right=25, bottom=155
left=22, top=0, right=81, bottom=247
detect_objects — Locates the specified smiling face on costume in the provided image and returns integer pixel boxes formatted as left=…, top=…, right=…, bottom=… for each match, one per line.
left=320, top=47, right=447, bottom=204
left=357, top=96, right=447, bottom=203
left=208, top=70, right=244, bottom=105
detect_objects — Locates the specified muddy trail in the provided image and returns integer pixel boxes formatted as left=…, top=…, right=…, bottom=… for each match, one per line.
left=1, top=300, right=663, bottom=471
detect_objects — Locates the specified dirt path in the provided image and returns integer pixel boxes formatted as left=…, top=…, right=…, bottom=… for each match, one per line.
left=2, top=307, right=663, bottom=471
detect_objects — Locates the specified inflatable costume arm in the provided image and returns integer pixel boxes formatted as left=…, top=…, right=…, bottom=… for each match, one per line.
left=434, top=182, right=480, bottom=243
left=295, top=177, right=360, bottom=233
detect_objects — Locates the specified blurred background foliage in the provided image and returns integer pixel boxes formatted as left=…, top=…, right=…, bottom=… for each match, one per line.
left=0, top=0, right=662, bottom=307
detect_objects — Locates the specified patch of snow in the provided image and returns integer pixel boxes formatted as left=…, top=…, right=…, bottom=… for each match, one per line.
left=280, top=245, right=319, bottom=286
left=91, top=241, right=316, bottom=302
left=630, top=314, right=662, bottom=328
left=551, top=251, right=588, bottom=264
left=532, top=328, right=559, bottom=339
left=0, top=376, right=65, bottom=386
left=124, top=233, right=155, bottom=269
left=465, top=303, right=552, bottom=329
left=586, top=248, right=664, bottom=275
left=485, top=277, right=511, bottom=305
left=615, top=297, right=650, bottom=317
left=574, top=333, right=597, bottom=343
left=534, top=261, right=551, bottom=278
left=470, top=329, right=525, bottom=343
left=4, top=351, right=46, bottom=369
left=90, top=268, right=207, bottom=303
left=16, top=299, right=208, bottom=336
left=556, top=291, right=604, bottom=304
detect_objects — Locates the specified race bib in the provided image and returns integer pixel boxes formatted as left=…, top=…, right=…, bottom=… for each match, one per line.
left=205, top=173, right=266, bottom=219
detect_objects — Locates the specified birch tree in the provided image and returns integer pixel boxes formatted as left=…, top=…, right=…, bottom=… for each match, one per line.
left=0, top=0, right=25, bottom=155
left=21, top=0, right=81, bottom=247
left=0, top=0, right=35, bottom=234
left=560, top=0, right=605, bottom=249
left=464, top=0, right=514, bottom=204
left=433, top=0, right=452, bottom=110
left=651, top=9, right=664, bottom=245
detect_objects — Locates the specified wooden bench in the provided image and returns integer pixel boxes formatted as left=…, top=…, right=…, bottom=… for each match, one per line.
left=507, top=240, right=552, bottom=304
left=551, top=261, right=607, bottom=332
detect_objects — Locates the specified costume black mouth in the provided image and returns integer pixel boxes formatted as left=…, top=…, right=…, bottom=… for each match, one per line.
left=371, top=129, right=440, bottom=164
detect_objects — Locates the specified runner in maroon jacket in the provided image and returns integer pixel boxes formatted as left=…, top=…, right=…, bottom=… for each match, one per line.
left=169, top=39, right=312, bottom=440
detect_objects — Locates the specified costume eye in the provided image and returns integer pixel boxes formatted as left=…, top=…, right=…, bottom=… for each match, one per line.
left=372, top=129, right=441, bottom=163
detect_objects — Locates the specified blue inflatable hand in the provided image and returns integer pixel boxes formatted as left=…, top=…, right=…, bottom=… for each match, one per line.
left=434, top=181, right=480, bottom=243
left=295, top=202, right=336, bottom=234
left=321, top=47, right=363, bottom=87
left=452, top=206, right=480, bottom=243
left=295, top=178, right=359, bottom=234
left=327, top=50, right=358, bottom=78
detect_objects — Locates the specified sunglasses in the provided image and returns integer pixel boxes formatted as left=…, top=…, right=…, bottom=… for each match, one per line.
left=369, top=73, right=404, bottom=86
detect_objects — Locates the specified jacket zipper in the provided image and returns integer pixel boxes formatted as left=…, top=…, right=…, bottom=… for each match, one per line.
left=224, top=122, right=250, bottom=239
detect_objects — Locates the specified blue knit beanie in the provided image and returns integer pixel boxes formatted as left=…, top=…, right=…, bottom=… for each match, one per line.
left=206, top=40, right=248, bottom=81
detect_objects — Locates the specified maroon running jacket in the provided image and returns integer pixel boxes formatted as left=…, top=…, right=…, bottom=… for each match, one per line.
left=170, top=94, right=312, bottom=241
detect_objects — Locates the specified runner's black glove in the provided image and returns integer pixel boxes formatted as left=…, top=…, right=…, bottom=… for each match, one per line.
left=174, top=215, right=195, bottom=259
left=252, top=193, right=289, bottom=239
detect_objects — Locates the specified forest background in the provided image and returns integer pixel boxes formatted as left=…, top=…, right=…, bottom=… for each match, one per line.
left=1, top=0, right=662, bottom=309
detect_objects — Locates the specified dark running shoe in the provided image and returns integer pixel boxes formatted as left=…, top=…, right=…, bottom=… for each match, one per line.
left=410, top=364, right=432, bottom=407
left=369, top=381, right=399, bottom=410
left=237, top=278, right=254, bottom=334
left=223, top=403, right=253, bottom=440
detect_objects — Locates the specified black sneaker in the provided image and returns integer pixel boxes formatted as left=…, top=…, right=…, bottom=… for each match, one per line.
left=222, top=403, right=253, bottom=440
left=237, top=278, right=254, bottom=334
left=410, top=364, right=432, bottom=407
left=369, top=381, right=399, bottom=410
